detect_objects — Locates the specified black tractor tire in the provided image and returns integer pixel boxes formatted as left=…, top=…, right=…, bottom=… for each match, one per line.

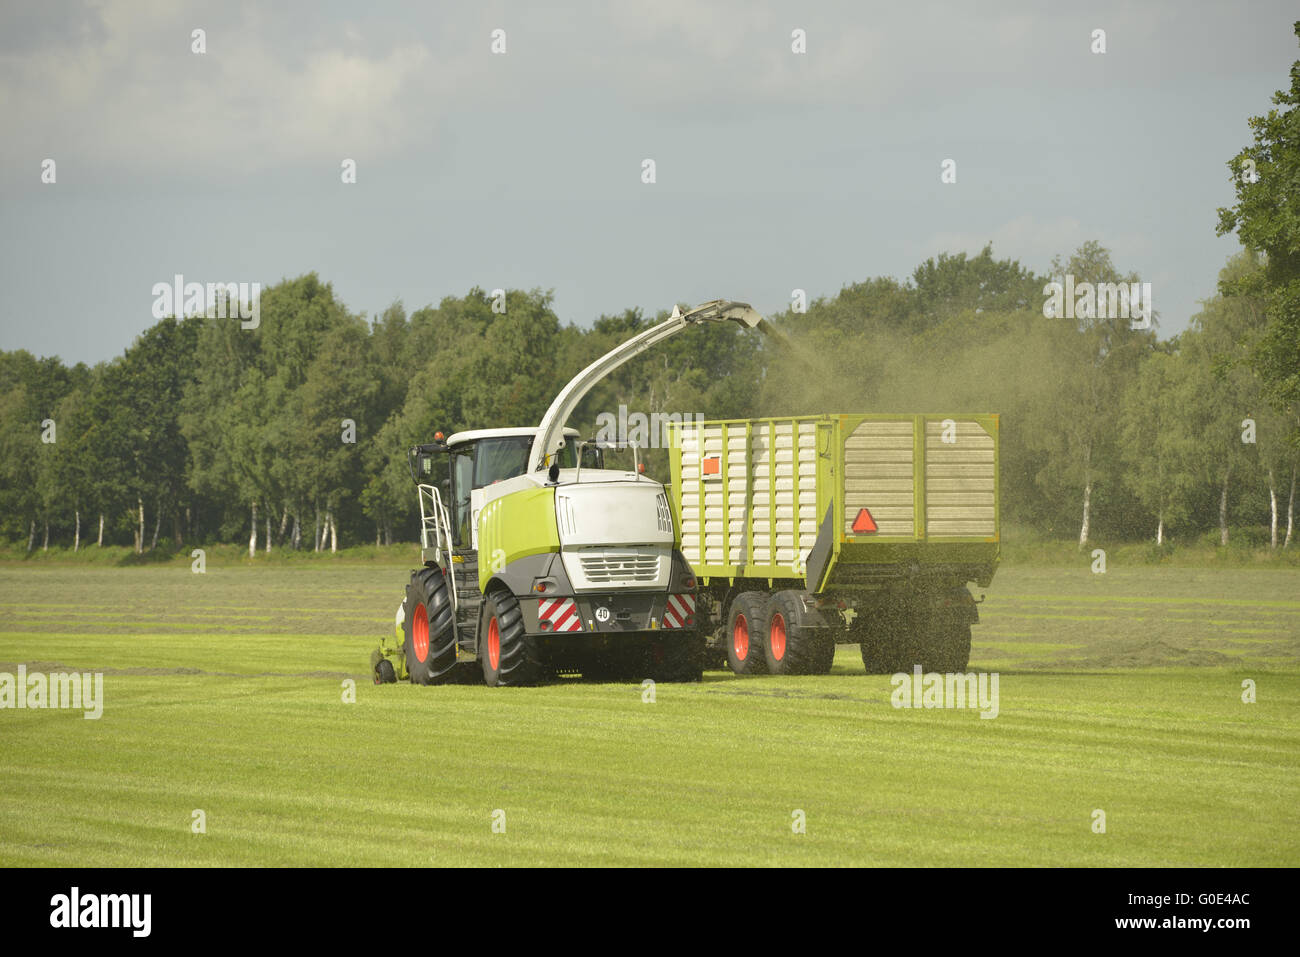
left=403, top=566, right=457, bottom=685
left=763, top=590, right=835, bottom=676
left=374, top=659, right=397, bottom=685
left=644, top=630, right=705, bottom=683
left=725, top=592, right=769, bottom=675
left=480, top=589, right=544, bottom=687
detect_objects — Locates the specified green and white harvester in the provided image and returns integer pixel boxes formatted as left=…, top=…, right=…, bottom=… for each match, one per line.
left=370, top=300, right=764, bottom=686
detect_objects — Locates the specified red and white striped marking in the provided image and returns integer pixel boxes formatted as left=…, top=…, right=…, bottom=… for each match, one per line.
left=663, top=593, right=695, bottom=629
left=537, top=597, right=582, bottom=632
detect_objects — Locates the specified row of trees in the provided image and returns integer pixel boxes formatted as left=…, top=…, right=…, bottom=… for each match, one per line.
left=0, top=241, right=1296, bottom=555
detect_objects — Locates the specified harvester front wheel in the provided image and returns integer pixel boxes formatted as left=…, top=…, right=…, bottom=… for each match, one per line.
left=404, top=567, right=457, bottom=685
left=725, top=592, right=768, bottom=676
left=480, top=589, right=543, bottom=687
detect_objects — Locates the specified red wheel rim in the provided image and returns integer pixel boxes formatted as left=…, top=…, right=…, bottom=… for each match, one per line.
left=770, top=613, right=786, bottom=661
left=488, top=617, right=501, bottom=670
left=412, top=602, right=429, bottom=663
left=733, top=613, right=749, bottom=660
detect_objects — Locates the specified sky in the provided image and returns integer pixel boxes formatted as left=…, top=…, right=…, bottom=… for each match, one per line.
left=0, top=0, right=1296, bottom=365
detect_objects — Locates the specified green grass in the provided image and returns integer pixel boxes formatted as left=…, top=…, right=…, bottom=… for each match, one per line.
left=1, top=564, right=1298, bottom=866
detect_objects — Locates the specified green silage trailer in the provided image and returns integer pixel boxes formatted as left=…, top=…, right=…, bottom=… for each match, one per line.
left=665, top=413, right=1000, bottom=675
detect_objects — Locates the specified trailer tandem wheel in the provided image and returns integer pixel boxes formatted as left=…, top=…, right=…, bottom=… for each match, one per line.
left=726, top=592, right=769, bottom=675
left=763, top=590, right=835, bottom=675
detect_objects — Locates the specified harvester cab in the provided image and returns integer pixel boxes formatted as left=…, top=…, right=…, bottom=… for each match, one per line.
left=371, top=299, right=764, bottom=687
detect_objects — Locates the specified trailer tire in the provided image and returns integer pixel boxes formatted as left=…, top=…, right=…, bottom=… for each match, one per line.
left=855, top=599, right=910, bottom=674
left=480, top=588, right=543, bottom=687
left=763, top=590, right=834, bottom=675
left=403, top=567, right=457, bottom=685
left=927, top=621, right=972, bottom=673
left=893, top=589, right=975, bottom=673
left=726, top=592, right=768, bottom=675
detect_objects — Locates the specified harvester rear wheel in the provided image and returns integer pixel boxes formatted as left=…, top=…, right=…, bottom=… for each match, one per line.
left=763, top=590, right=835, bottom=676
left=480, top=589, right=543, bottom=687
left=403, top=567, right=457, bottom=685
left=725, top=592, right=768, bottom=675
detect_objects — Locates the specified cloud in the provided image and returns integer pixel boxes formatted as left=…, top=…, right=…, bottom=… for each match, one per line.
left=0, top=0, right=442, bottom=178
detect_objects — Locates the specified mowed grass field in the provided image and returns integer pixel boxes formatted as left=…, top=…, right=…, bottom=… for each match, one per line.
left=1, top=562, right=1297, bottom=866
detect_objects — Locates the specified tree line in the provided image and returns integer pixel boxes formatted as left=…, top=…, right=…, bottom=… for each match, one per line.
left=0, top=241, right=1296, bottom=556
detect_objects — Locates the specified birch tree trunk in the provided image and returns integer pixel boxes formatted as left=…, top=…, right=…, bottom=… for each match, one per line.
left=150, top=505, right=161, bottom=551
left=265, top=514, right=271, bottom=553
left=1268, top=468, right=1278, bottom=549
left=1219, top=467, right=1231, bottom=547
left=1156, top=510, right=1164, bottom=546
left=1284, top=465, right=1294, bottom=548
left=249, top=500, right=258, bottom=559
left=313, top=507, right=321, bottom=553
left=329, top=511, right=338, bottom=553
left=74, top=509, right=81, bottom=551
left=1078, top=478, right=1092, bottom=548
left=42, top=520, right=49, bottom=551
left=97, top=513, right=104, bottom=547
left=27, top=519, right=35, bottom=552
left=137, top=496, right=145, bottom=555
left=1285, top=464, right=1296, bottom=548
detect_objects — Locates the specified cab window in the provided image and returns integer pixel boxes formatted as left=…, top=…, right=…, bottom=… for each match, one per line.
left=473, top=437, right=533, bottom=487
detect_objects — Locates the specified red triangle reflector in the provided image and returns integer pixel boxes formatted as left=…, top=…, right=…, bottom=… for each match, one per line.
left=852, top=508, right=878, bottom=534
